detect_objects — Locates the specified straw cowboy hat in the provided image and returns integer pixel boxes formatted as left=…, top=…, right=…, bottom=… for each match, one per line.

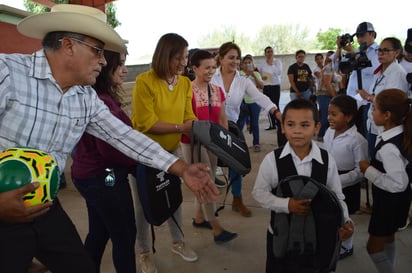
left=17, top=4, right=126, bottom=53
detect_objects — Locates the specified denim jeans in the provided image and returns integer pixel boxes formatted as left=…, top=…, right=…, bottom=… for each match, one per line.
left=290, top=89, right=312, bottom=101
left=238, top=102, right=261, bottom=146
left=229, top=167, right=243, bottom=197
left=73, top=169, right=136, bottom=273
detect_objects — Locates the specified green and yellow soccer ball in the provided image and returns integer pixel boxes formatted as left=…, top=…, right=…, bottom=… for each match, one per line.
left=0, top=147, right=60, bottom=206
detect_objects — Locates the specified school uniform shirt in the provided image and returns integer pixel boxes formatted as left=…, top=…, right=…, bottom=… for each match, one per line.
left=322, top=125, right=368, bottom=188
left=0, top=50, right=178, bottom=173
left=253, top=141, right=350, bottom=234
left=211, top=69, right=276, bottom=122
left=364, top=125, right=409, bottom=193
left=366, top=62, right=409, bottom=135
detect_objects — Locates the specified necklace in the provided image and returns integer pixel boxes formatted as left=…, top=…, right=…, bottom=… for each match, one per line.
left=165, top=76, right=176, bottom=91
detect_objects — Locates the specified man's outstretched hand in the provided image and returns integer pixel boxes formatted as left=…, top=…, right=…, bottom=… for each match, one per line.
left=168, top=160, right=219, bottom=203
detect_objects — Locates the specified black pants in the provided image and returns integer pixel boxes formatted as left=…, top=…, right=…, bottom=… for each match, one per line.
left=73, top=169, right=137, bottom=273
left=263, top=85, right=281, bottom=129
left=0, top=198, right=95, bottom=273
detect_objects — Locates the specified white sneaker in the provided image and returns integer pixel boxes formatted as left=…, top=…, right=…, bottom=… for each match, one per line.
left=139, top=252, right=158, bottom=273
left=216, top=167, right=224, bottom=176
left=171, top=241, right=198, bottom=262
left=397, top=216, right=410, bottom=231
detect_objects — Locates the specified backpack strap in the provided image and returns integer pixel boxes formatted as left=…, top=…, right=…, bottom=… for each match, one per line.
left=272, top=146, right=296, bottom=257
left=288, top=180, right=319, bottom=256
left=271, top=146, right=329, bottom=258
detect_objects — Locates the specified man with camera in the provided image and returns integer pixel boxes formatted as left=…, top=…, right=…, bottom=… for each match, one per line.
left=335, top=22, right=380, bottom=137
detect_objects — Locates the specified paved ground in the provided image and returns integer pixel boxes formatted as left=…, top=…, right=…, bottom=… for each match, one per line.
left=57, top=92, right=412, bottom=273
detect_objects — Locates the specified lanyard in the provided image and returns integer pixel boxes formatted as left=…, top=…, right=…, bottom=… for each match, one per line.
left=372, top=74, right=385, bottom=95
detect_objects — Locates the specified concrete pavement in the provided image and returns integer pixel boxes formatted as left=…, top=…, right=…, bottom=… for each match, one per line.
left=57, top=92, right=411, bottom=273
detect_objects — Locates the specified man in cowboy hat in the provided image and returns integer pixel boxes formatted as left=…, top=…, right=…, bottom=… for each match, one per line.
left=0, top=4, right=218, bottom=273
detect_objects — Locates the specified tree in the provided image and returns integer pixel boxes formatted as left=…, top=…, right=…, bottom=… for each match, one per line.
left=316, top=28, right=342, bottom=50
left=23, top=0, right=120, bottom=29
left=197, top=23, right=316, bottom=56
left=253, top=24, right=313, bottom=55
left=197, top=25, right=253, bottom=54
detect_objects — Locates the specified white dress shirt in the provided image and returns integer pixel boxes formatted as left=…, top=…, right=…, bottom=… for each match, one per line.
left=321, top=126, right=368, bottom=188
left=253, top=141, right=350, bottom=232
left=211, top=69, right=276, bottom=122
left=364, top=125, right=409, bottom=193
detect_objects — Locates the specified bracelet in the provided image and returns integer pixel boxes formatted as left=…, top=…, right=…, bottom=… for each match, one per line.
left=175, top=124, right=182, bottom=132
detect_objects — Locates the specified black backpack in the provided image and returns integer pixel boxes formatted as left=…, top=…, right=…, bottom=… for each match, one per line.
left=135, top=163, right=183, bottom=253
left=269, top=147, right=344, bottom=273
left=191, top=120, right=251, bottom=175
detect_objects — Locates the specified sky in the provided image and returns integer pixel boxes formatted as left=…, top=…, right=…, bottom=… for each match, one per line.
left=2, top=0, right=411, bottom=65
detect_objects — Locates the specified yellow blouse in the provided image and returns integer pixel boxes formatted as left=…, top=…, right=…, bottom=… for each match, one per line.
left=131, top=70, right=196, bottom=151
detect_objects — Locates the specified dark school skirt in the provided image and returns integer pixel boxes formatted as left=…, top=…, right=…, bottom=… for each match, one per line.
left=368, top=184, right=411, bottom=236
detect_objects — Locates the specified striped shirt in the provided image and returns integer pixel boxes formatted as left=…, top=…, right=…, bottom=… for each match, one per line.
left=0, top=50, right=177, bottom=173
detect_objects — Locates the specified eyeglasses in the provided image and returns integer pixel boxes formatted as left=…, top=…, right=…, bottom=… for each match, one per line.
left=376, top=48, right=395, bottom=54
left=61, top=37, right=104, bottom=57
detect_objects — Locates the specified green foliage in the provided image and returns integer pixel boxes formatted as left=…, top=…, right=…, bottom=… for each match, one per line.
left=106, top=3, right=121, bottom=29
left=22, top=0, right=120, bottom=29
left=316, top=28, right=342, bottom=50
left=197, top=24, right=315, bottom=56
left=24, top=0, right=68, bottom=13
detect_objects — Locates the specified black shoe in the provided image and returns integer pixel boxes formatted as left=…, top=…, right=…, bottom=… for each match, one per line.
left=265, top=126, right=275, bottom=131
left=214, top=230, right=238, bottom=244
left=215, top=178, right=226, bottom=188
left=339, top=246, right=354, bottom=260
left=192, top=219, right=212, bottom=229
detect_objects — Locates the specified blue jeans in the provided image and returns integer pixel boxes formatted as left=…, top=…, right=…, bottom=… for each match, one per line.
left=317, top=95, right=332, bottom=138
left=229, top=167, right=242, bottom=197
left=290, top=89, right=312, bottom=101
left=73, top=169, right=137, bottom=273
left=238, top=102, right=261, bottom=146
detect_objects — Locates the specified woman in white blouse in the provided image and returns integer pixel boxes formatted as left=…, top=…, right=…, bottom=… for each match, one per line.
left=211, top=42, right=281, bottom=217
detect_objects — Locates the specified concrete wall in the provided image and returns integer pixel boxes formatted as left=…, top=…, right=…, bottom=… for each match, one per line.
left=124, top=53, right=320, bottom=91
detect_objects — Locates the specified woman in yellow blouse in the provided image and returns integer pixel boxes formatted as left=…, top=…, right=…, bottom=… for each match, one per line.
left=131, top=33, right=199, bottom=272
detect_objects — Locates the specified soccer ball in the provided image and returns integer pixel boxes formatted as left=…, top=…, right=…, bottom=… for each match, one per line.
left=0, top=147, right=60, bottom=206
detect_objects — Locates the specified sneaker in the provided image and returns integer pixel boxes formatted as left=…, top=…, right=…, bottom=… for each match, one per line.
left=214, top=230, right=238, bottom=244
left=171, top=241, right=198, bottom=262
left=339, top=246, right=354, bottom=260
left=28, top=261, right=48, bottom=273
left=215, top=167, right=224, bottom=176
left=215, top=178, right=226, bottom=188
left=192, top=218, right=213, bottom=230
left=397, top=216, right=410, bottom=231
left=139, top=253, right=158, bottom=273
left=253, top=144, right=261, bottom=152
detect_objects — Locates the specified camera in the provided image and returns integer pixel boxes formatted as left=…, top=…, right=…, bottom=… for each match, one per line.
left=407, top=73, right=412, bottom=84
left=338, top=42, right=372, bottom=74
left=340, top=33, right=354, bottom=47
left=247, top=63, right=254, bottom=71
